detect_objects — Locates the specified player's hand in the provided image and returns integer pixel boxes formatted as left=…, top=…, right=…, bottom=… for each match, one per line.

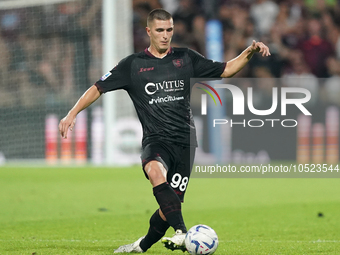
left=249, top=40, right=271, bottom=57
left=59, top=114, right=76, bottom=139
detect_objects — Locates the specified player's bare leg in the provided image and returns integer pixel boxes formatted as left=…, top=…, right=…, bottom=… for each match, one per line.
left=114, top=160, right=187, bottom=253
left=145, top=160, right=167, bottom=187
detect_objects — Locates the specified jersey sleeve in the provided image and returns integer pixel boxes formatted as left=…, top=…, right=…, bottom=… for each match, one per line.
left=188, top=49, right=226, bottom=78
left=95, top=55, right=132, bottom=93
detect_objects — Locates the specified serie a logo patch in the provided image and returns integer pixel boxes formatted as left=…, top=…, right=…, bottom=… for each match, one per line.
left=100, top=72, right=112, bottom=81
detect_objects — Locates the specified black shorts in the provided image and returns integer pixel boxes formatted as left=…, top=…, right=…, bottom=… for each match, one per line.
left=141, top=142, right=196, bottom=202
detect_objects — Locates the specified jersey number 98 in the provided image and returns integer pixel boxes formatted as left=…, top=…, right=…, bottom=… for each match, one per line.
left=170, top=173, right=188, bottom=192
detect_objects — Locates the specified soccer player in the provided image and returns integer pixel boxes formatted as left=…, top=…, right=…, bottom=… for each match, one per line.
left=59, top=8, right=270, bottom=253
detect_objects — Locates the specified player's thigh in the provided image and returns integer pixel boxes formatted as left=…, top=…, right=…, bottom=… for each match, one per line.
left=141, top=143, right=172, bottom=180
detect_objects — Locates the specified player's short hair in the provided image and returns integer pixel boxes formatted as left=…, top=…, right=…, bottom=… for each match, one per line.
left=147, top=9, right=172, bottom=27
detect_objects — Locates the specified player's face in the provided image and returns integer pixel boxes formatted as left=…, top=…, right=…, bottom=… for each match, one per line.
left=147, top=19, right=174, bottom=53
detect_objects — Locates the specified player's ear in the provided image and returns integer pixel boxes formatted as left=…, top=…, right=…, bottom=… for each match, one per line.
left=146, top=26, right=151, bottom=37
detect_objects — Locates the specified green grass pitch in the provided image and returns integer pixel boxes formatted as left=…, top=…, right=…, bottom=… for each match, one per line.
left=0, top=166, right=339, bottom=254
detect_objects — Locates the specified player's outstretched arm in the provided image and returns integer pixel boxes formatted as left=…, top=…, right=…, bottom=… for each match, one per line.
left=221, top=40, right=270, bottom=78
left=59, top=85, right=101, bottom=139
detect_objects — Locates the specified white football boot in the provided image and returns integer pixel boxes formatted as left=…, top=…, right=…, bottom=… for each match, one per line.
left=161, top=229, right=187, bottom=252
left=114, top=236, right=144, bottom=253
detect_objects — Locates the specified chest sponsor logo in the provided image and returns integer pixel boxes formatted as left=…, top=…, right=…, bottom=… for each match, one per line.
left=149, top=95, right=184, bottom=104
left=145, top=80, right=185, bottom=95
left=172, top=59, right=183, bottom=68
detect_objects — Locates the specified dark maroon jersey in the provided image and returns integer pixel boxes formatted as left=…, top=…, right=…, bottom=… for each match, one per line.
left=95, top=47, right=226, bottom=147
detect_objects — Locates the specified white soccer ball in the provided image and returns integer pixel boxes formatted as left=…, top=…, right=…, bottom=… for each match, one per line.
left=185, top=224, right=219, bottom=255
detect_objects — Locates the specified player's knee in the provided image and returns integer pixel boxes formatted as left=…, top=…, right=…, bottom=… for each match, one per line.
left=145, top=161, right=166, bottom=187
left=148, top=169, right=166, bottom=186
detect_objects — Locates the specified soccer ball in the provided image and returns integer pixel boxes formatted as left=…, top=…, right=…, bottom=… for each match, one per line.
left=185, top=224, right=218, bottom=255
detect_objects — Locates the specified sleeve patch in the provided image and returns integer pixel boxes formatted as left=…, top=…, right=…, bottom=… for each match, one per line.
left=100, top=71, right=112, bottom=81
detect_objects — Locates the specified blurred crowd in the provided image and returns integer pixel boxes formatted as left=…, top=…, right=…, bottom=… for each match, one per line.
left=1, top=0, right=340, bottom=108
left=0, top=0, right=102, bottom=107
